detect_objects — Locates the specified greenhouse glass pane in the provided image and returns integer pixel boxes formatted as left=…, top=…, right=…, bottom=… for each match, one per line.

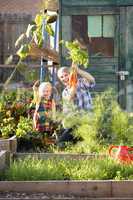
left=88, top=16, right=102, bottom=37
left=103, top=15, right=115, bottom=37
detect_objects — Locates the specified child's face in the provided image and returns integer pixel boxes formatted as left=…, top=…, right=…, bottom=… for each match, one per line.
left=40, top=85, right=52, bottom=99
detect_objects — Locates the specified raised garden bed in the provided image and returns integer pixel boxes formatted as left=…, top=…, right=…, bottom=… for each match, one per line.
left=0, top=180, right=133, bottom=198
left=1, top=152, right=133, bottom=199
left=0, top=136, right=17, bottom=153
left=0, top=151, right=10, bottom=171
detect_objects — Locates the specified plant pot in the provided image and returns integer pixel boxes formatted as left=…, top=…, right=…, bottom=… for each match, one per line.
left=0, top=135, right=17, bottom=153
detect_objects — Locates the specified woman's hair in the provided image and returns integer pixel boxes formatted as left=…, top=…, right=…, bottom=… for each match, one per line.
left=57, top=66, right=70, bottom=78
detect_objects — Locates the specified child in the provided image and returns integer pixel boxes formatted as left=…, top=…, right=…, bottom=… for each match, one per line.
left=30, top=81, right=56, bottom=137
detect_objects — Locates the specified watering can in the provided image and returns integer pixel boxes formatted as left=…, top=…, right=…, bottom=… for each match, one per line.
left=109, top=145, right=133, bottom=163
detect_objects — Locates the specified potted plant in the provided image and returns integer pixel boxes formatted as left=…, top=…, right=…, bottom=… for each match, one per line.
left=15, top=8, right=59, bottom=63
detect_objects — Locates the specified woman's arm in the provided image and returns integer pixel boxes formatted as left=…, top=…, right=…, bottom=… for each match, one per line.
left=78, top=68, right=95, bottom=83
left=72, top=62, right=95, bottom=84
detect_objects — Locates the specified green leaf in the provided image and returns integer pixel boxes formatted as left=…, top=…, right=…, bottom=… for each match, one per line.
left=45, top=24, right=54, bottom=37
left=35, top=14, right=43, bottom=27
left=26, top=24, right=36, bottom=38
left=16, top=44, right=29, bottom=59
left=33, top=27, right=43, bottom=48
left=38, top=38, right=43, bottom=48
left=15, top=33, right=26, bottom=47
left=59, top=40, right=65, bottom=45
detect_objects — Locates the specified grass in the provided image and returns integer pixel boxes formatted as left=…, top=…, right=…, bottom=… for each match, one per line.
left=1, top=156, right=133, bottom=181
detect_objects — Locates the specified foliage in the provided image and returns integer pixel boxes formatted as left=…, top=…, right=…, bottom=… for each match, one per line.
left=3, top=156, right=133, bottom=181
left=17, top=44, right=29, bottom=60
left=4, top=6, right=56, bottom=86
left=92, top=89, right=116, bottom=144
left=93, top=89, right=133, bottom=146
left=111, top=102, right=133, bottom=145
left=0, top=89, right=33, bottom=138
left=61, top=110, right=99, bottom=153
left=16, top=12, right=55, bottom=60
left=61, top=40, right=89, bottom=67
left=54, top=89, right=133, bottom=153
left=0, top=88, right=133, bottom=152
left=0, top=92, right=16, bottom=138
left=0, top=117, right=16, bottom=138
left=16, top=117, right=33, bottom=138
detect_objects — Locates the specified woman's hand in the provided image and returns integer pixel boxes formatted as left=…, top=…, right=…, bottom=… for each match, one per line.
left=72, top=62, right=78, bottom=71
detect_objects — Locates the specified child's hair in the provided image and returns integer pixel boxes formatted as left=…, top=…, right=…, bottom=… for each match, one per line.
left=38, top=82, right=52, bottom=98
left=33, top=81, right=52, bottom=105
left=32, top=81, right=57, bottom=126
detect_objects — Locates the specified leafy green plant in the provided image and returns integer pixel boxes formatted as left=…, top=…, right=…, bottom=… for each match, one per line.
left=3, top=5, right=56, bottom=86
left=16, top=12, right=55, bottom=60
left=0, top=90, right=33, bottom=138
left=111, top=102, right=133, bottom=145
left=92, top=89, right=116, bottom=144
left=1, top=87, right=133, bottom=153
left=16, top=117, right=33, bottom=138
left=53, top=89, right=133, bottom=153
left=0, top=117, right=16, bottom=138
left=3, top=156, right=133, bottom=181
left=61, top=40, right=89, bottom=67
left=59, top=110, right=100, bottom=153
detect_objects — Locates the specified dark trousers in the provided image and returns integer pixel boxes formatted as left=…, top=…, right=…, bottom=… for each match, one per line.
left=58, top=128, right=78, bottom=143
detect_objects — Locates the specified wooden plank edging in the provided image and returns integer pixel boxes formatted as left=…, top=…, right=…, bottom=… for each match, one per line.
left=0, top=151, right=10, bottom=170
left=13, top=153, right=106, bottom=160
left=0, top=181, right=111, bottom=197
left=0, top=136, right=17, bottom=153
left=112, top=181, right=133, bottom=197
left=1, top=180, right=133, bottom=197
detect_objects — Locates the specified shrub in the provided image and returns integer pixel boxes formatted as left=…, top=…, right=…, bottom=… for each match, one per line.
left=16, top=116, right=33, bottom=138
left=58, top=89, right=133, bottom=153
left=0, top=89, right=33, bottom=138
